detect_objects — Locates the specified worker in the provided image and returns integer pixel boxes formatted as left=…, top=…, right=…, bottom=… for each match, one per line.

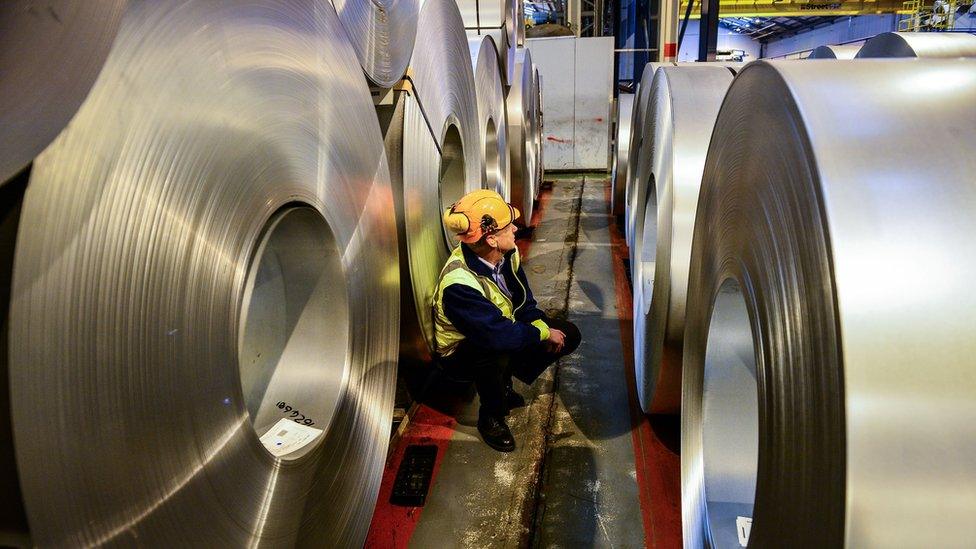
left=433, top=189, right=581, bottom=452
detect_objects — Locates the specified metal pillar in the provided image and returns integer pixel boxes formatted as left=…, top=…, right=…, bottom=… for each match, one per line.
left=698, top=0, right=719, bottom=61
left=659, top=0, right=680, bottom=61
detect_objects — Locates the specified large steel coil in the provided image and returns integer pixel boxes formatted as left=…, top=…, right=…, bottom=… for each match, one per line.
left=0, top=1, right=126, bottom=185
left=627, top=63, right=738, bottom=265
left=625, top=62, right=675, bottom=249
left=624, top=62, right=743, bottom=250
left=391, top=0, right=481, bottom=360
left=7, top=0, right=399, bottom=545
left=611, top=93, right=635, bottom=217
left=632, top=66, right=733, bottom=416
left=682, top=59, right=976, bottom=548
left=808, top=44, right=861, bottom=59
left=533, top=67, right=545, bottom=199
left=856, top=31, right=976, bottom=58
left=332, top=0, right=419, bottom=87
left=469, top=36, right=511, bottom=201
left=515, top=0, right=525, bottom=46
left=458, top=0, right=520, bottom=85
left=507, top=47, right=537, bottom=225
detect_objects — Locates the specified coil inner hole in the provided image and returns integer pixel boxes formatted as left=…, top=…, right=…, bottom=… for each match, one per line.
left=239, top=206, right=350, bottom=460
left=702, top=278, right=759, bottom=545
left=439, top=123, right=466, bottom=249
left=484, top=118, right=502, bottom=197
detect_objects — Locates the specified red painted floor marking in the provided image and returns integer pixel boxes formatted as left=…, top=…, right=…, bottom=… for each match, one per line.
left=604, top=179, right=682, bottom=549
left=365, top=185, right=554, bottom=548
left=365, top=405, right=456, bottom=549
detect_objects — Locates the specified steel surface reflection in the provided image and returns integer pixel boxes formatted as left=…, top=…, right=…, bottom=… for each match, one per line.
left=0, top=1, right=126, bottom=184
left=856, top=31, right=976, bottom=58
left=507, top=48, right=537, bottom=225
left=332, top=0, right=419, bottom=86
left=469, top=36, right=511, bottom=200
left=632, top=65, right=733, bottom=416
left=8, top=1, right=399, bottom=545
left=388, top=0, right=481, bottom=360
left=683, top=59, right=976, bottom=547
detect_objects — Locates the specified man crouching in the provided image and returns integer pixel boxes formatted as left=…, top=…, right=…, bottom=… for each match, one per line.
left=433, top=189, right=581, bottom=452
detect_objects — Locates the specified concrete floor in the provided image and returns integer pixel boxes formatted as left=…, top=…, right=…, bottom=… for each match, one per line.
left=367, top=174, right=680, bottom=548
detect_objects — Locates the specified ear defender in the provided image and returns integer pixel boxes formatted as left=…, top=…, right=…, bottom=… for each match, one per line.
left=443, top=206, right=470, bottom=235
left=480, top=214, right=498, bottom=233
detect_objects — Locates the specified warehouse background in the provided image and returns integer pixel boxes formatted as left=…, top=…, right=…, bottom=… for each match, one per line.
left=1, top=0, right=975, bottom=547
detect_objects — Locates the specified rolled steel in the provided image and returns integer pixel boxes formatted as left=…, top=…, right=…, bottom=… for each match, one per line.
left=507, top=47, right=537, bottom=225
left=332, top=0, right=419, bottom=87
left=458, top=0, right=519, bottom=85
left=611, top=93, right=635, bottom=217
left=682, top=59, right=976, bottom=548
left=0, top=1, right=126, bottom=184
left=808, top=44, right=861, bottom=59
left=632, top=66, right=733, bottom=415
left=533, top=67, right=545, bottom=198
left=8, top=0, right=399, bottom=545
left=856, top=31, right=976, bottom=58
left=625, top=61, right=675, bottom=249
left=626, top=62, right=737, bottom=261
left=468, top=35, right=511, bottom=200
left=392, top=0, right=482, bottom=359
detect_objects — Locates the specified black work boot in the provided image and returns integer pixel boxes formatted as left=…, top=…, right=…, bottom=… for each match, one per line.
left=477, top=414, right=516, bottom=452
left=505, top=388, right=526, bottom=410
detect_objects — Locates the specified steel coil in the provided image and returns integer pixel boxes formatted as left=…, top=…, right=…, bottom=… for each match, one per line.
left=0, top=1, right=126, bottom=185
left=624, top=62, right=742, bottom=249
left=533, top=67, right=545, bottom=198
left=626, top=62, right=737, bottom=263
left=632, top=66, right=733, bottom=416
left=469, top=36, right=511, bottom=201
left=458, top=0, right=519, bottom=85
left=682, top=59, right=976, bottom=547
left=8, top=0, right=399, bottom=545
left=611, top=93, right=635, bottom=217
left=515, top=0, right=525, bottom=46
left=392, top=0, right=482, bottom=360
left=507, top=47, right=537, bottom=225
left=332, top=0, right=419, bottom=87
left=505, top=0, right=521, bottom=83
left=808, top=44, right=861, bottom=59
left=856, top=31, right=976, bottom=58
left=625, top=62, right=675, bottom=249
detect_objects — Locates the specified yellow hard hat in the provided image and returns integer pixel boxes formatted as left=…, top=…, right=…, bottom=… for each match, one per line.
left=443, top=189, right=521, bottom=244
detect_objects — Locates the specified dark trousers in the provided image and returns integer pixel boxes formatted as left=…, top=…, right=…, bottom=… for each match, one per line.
left=440, top=317, right=581, bottom=418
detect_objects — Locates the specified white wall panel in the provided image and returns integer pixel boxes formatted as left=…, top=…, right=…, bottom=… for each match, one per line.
left=526, top=37, right=576, bottom=169
left=527, top=36, right=612, bottom=170
left=573, top=37, right=613, bottom=169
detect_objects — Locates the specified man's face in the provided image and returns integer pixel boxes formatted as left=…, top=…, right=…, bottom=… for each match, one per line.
left=488, top=223, right=517, bottom=253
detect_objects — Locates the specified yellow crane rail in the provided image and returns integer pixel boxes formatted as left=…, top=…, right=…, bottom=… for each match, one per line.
left=680, top=0, right=910, bottom=17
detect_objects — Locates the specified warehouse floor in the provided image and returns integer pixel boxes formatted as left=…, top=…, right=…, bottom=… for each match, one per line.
left=366, top=174, right=681, bottom=548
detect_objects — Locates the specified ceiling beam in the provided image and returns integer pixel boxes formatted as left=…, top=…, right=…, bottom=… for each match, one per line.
left=679, top=0, right=909, bottom=17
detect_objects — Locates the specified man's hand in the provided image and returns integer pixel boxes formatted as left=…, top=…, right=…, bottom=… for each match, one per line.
left=548, top=329, right=566, bottom=353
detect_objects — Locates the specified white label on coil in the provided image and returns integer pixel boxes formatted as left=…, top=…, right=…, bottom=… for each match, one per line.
left=259, top=418, right=323, bottom=457
left=736, top=516, right=752, bottom=547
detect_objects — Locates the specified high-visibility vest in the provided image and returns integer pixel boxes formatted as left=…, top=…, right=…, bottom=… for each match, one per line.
left=431, top=244, right=526, bottom=357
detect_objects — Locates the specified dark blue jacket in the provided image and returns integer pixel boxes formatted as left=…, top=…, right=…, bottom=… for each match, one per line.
left=441, top=244, right=549, bottom=352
